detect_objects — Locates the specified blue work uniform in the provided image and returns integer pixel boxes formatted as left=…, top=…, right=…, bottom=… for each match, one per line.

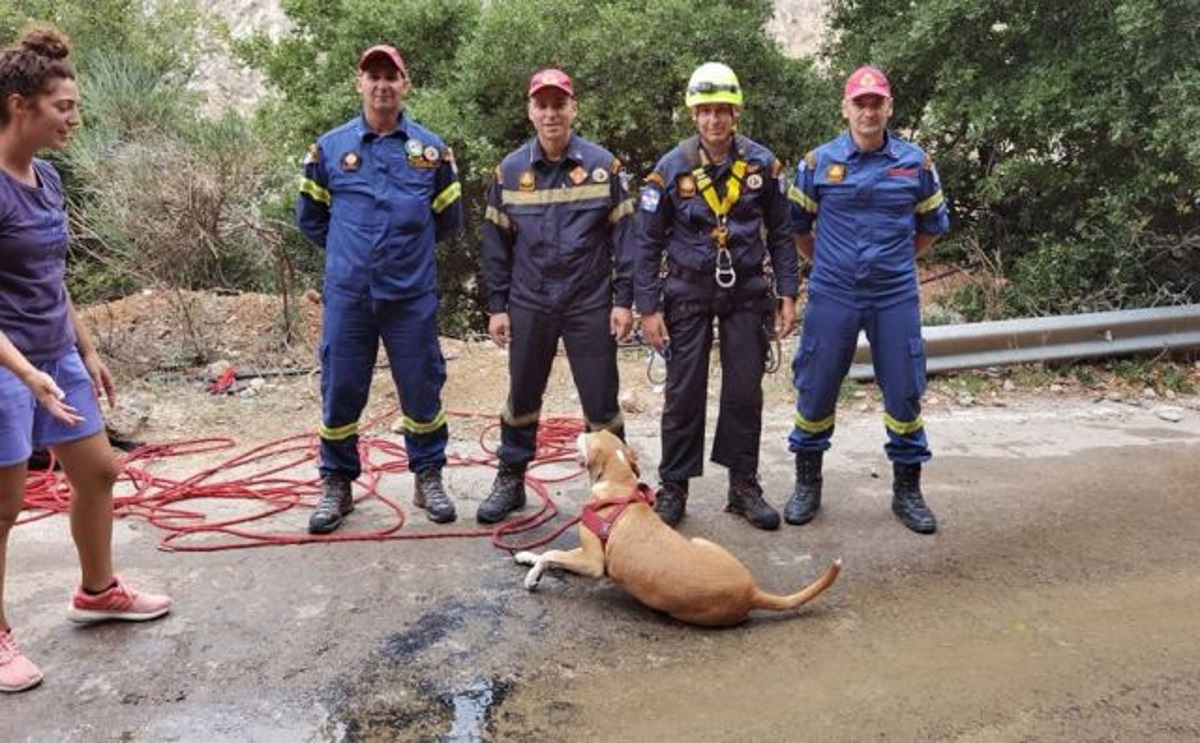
left=635, top=135, right=799, bottom=482
left=295, top=112, right=463, bottom=479
left=480, top=134, right=635, bottom=467
left=787, top=130, right=949, bottom=464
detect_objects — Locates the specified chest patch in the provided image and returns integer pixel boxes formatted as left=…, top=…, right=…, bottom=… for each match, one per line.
left=825, top=163, right=845, bottom=183
left=677, top=174, right=697, bottom=198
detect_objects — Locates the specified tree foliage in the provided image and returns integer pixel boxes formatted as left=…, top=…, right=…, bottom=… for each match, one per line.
left=825, top=0, right=1200, bottom=314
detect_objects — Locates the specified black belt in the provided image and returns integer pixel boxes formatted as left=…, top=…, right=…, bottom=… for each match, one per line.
left=667, top=261, right=761, bottom=286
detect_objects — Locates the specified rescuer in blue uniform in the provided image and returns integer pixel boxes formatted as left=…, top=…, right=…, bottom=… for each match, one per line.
left=785, top=66, right=950, bottom=534
left=295, top=44, right=463, bottom=533
left=636, top=62, right=799, bottom=530
left=477, top=68, right=636, bottom=523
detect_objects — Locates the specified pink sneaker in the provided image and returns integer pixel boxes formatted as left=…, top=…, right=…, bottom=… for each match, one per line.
left=67, top=576, right=172, bottom=624
left=0, top=629, right=44, bottom=693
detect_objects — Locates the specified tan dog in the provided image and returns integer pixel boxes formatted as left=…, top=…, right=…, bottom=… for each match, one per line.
left=513, top=431, right=841, bottom=627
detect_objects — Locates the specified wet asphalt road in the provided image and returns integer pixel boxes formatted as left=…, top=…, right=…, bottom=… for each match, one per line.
left=3, top=395, right=1200, bottom=742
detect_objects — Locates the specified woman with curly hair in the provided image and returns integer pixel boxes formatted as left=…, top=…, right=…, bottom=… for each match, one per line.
left=0, top=24, right=171, bottom=693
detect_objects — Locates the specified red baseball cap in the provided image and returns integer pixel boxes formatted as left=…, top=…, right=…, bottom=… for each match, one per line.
left=358, top=45, right=407, bottom=77
left=844, top=66, right=891, bottom=100
left=528, top=68, right=574, bottom=98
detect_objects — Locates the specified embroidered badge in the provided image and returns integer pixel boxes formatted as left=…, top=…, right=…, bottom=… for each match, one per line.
left=640, top=188, right=661, bottom=213
left=677, top=174, right=697, bottom=198
left=518, top=170, right=536, bottom=192
left=405, top=139, right=424, bottom=158
left=826, top=163, right=845, bottom=183
left=341, top=151, right=361, bottom=172
left=423, top=145, right=440, bottom=162
left=746, top=173, right=764, bottom=190
left=569, top=166, right=588, bottom=185
left=592, top=168, right=609, bottom=183
left=886, top=167, right=918, bottom=178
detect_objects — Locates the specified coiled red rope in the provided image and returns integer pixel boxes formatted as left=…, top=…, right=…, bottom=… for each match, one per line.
left=18, top=410, right=589, bottom=554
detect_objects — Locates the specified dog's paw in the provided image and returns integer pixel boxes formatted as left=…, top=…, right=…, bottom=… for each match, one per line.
left=523, top=563, right=545, bottom=590
left=513, top=550, right=539, bottom=566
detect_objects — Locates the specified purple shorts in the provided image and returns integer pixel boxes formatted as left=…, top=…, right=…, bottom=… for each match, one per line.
left=0, top=349, right=106, bottom=467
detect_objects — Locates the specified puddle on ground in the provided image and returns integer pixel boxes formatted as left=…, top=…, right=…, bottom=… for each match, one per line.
left=441, top=678, right=510, bottom=742
left=319, top=600, right=518, bottom=740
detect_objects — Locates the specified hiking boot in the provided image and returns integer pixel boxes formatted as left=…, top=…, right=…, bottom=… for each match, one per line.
left=892, top=462, right=938, bottom=534
left=67, top=576, right=172, bottom=624
left=784, top=451, right=824, bottom=525
left=726, top=473, right=781, bottom=531
left=653, top=481, right=688, bottom=527
left=476, top=464, right=527, bottom=524
left=414, top=468, right=457, bottom=524
left=0, top=629, right=43, bottom=693
left=309, top=473, right=354, bottom=534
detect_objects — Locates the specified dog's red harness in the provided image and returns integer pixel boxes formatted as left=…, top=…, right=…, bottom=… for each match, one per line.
left=580, top=483, right=657, bottom=550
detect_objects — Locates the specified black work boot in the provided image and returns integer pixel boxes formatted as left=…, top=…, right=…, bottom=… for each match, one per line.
left=309, top=473, right=353, bottom=534
left=476, top=464, right=527, bottom=524
left=726, top=473, right=781, bottom=531
left=653, top=481, right=688, bottom=527
left=892, top=462, right=937, bottom=534
left=413, top=468, right=457, bottom=524
left=784, top=451, right=824, bottom=525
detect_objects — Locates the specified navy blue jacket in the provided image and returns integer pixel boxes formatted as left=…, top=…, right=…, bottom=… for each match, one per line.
left=635, top=135, right=799, bottom=314
left=481, top=134, right=635, bottom=315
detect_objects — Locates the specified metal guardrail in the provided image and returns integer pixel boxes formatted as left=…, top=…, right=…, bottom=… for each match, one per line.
left=846, top=304, right=1200, bottom=380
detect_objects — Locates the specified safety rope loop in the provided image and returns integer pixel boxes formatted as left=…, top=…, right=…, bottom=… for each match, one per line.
left=18, top=409, right=593, bottom=554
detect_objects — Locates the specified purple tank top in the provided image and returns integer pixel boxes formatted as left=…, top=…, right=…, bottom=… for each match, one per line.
left=0, top=158, right=74, bottom=362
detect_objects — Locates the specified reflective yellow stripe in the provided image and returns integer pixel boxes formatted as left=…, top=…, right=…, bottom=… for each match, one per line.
left=501, top=184, right=610, bottom=206
left=502, top=405, right=541, bottom=428
left=788, top=183, right=818, bottom=213
left=794, top=412, right=836, bottom=434
left=587, top=413, right=625, bottom=432
left=431, top=182, right=462, bottom=214
left=884, top=413, right=925, bottom=435
left=914, top=190, right=944, bottom=214
left=318, top=420, right=358, bottom=441
left=608, top=198, right=635, bottom=224
left=484, top=204, right=512, bottom=230
left=402, top=410, right=448, bottom=435
left=300, top=178, right=331, bottom=206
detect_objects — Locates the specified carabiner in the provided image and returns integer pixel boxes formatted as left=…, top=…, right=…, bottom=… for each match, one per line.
left=714, top=247, right=736, bottom=289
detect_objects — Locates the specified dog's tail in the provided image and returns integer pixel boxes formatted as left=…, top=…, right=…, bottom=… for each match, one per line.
left=751, top=559, right=842, bottom=612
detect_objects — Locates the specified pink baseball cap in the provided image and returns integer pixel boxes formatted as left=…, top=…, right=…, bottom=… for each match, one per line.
left=844, top=66, right=891, bottom=100
left=358, top=45, right=407, bottom=77
left=528, top=68, right=574, bottom=98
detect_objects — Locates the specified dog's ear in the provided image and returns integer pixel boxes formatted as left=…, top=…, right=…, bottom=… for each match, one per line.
left=586, top=435, right=609, bottom=482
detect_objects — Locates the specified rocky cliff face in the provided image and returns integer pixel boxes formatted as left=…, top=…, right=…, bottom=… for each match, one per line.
left=194, top=0, right=827, bottom=114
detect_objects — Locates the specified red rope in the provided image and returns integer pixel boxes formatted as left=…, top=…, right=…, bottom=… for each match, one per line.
left=18, top=410, right=588, bottom=553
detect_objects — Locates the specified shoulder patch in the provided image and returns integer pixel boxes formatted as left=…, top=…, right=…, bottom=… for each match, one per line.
left=771, top=158, right=783, bottom=178
left=303, top=144, right=319, bottom=166
left=923, top=154, right=933, bottom=171
left=646, top=172, right=665, bottom=189
left=639, top=188, right=661, bottom=213
left=805, top=151, right=817, bottom=169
